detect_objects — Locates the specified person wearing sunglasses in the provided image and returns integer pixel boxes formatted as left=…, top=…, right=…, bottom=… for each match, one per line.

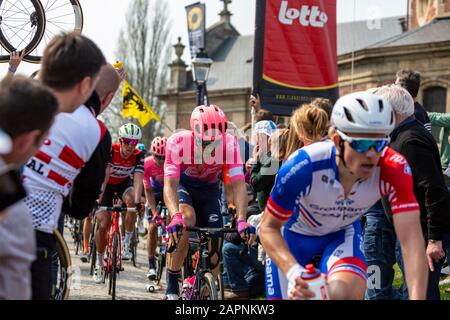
left=93, top=123, right=145, bottom=283
left=143, top=136, right=167, bottom=281
left=162, top=105, right=250, bottom=300
left=260, top=91, right=428, bottom=300
left=364, top=85, right=450, bottom=300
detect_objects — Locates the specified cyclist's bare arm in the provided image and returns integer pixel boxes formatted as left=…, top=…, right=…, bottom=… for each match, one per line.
left=144, top=186, right=158, bottom=214
left=133, top=171, right=144, bottom=204
left=260, top=209, right=299, bottom=275
left=393, top=210, right=428, bottom=300
left=164, top=177, right=180, bottom=218
left=230, top=179, right=248, bottom=222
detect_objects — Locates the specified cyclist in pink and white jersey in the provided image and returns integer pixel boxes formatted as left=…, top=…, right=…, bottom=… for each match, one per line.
left=144, top=136, right=166, bottom=280
left=162, top=105, right=252, bottom=300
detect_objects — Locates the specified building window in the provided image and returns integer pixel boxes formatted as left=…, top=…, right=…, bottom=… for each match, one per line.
left=423, top=86, right=447, bottom=141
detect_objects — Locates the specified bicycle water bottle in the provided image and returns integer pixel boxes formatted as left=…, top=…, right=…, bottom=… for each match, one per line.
left=300, top=264, right=330, bottom=300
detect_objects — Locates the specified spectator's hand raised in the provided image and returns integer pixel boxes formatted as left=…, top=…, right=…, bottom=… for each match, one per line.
left=9, top=50, right=25, bottom=70
left=249, top=94, right=261, bottom=112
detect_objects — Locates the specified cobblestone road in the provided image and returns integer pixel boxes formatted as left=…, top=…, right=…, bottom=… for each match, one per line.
left=65, top=231, right=165, bottom=300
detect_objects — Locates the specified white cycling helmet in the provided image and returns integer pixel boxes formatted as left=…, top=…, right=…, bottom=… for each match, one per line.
left=119, top=123, right=142, bottom=140
left=331, top=91, right=395, bottom=135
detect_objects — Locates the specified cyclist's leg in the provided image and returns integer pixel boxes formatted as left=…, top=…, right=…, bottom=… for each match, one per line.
left=95, top=185, right=114, bottom=270
left=165, top=184, right=196, bottom=297
left=195, top=185, right=223, bottom=279
left=82, top=216, right=92, bottom=254
left=147, top=192, right=163, bottom=272
left=122, top=185, right=136, bottom=249
left=320, top=221, right=367, bottom=300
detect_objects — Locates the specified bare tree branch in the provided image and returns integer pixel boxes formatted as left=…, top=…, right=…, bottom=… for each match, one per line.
left=101, top=0, right=172, bottom=147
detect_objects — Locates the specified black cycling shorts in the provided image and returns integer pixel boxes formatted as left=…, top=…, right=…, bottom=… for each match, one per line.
left=100, top=179, right=133, bottom=207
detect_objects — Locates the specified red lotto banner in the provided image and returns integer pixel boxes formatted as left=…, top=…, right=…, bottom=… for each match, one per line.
left=253, top=0, right=338, bottom=116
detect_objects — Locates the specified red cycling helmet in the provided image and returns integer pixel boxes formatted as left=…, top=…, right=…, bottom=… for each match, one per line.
left=151, top=136, right=167, bottom=157
left=190, top=105, right=228, bottom=141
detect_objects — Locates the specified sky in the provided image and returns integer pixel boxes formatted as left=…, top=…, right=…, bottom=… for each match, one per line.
left=1, top=0, right=408, bottom=76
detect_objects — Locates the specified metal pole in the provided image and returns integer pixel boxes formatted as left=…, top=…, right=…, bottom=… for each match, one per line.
left=350, top=0, right=356, bottom=92
left=203, top=82, right=209, bottom=105
left=160, top=119, right=174, bottom=133
left=196, top=83, right=203, bottom=106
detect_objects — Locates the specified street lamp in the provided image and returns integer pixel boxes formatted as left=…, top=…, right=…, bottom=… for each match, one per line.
left=192, top=49, right=213, bottom=106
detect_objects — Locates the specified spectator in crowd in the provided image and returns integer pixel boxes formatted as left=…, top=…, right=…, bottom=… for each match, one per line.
left=221, top=192, right=265, bottom=300
left=311, top=97, right=333, bottom=121
left=426, top=111, right=450, bottom=291
left=22, top=33, right=106, bottom=300
left=249, top=120, right=278, bottom=212
left=39, top=33, right=105, bottom=113
left=255, top=109, right=274, bottom=122
left=364, top=85, right=450, bottom=300
left=291, top=104, right=329, bottom=147
left=427, top=112, right=450, bottom=172
left=395, top=69, right=432, bottom=133
left=283, top=103, right=329, bottom=161
left=0, top=76, right=58, bottom=299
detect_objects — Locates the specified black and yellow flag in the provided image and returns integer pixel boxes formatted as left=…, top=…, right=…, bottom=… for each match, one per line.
left=122, top=80, right=160, bottom=127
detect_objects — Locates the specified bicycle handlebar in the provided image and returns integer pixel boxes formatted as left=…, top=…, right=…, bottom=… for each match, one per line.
left=185, top=226, right=238, bottom=234
left=97, top=206, right=137, bottom=213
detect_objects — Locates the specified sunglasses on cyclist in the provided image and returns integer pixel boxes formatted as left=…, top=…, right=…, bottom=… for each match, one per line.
left=154, top=155, right=165, bottom=161
left=121, top=138, right=139, bottom=145
left=337, top=130, right=390, bottom=153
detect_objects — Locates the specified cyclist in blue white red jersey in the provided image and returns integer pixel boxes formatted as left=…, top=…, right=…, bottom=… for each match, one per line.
left=260, top=92, right=428, bottom=300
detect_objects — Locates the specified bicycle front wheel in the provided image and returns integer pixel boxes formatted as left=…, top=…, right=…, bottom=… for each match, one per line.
left=23, top=0, right=84, bottom=63
left=109, top=232, right=120, bottom=300
left=199, top=272, right=218, bottom=300
left=53, top=229, right=72, bottom=300
left=0, top=0, right=46, bottom=62
left=155, top=250, right=165, bottom=286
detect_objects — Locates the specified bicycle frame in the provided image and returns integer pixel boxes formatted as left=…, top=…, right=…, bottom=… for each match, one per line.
left=106, top=209, right=122, bottom=275
left=182, top=227, right=237, bottom=300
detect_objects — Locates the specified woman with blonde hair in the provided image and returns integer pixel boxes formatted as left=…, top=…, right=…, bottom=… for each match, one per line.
left=283, top=104, right=329, bottom=161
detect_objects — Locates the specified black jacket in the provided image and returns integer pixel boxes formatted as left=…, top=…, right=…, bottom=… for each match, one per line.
left=62, top=92, right=112, bottom=219
left=414, top=101, right=432, bottom=134
left=390, top=116, right=450, bottom=240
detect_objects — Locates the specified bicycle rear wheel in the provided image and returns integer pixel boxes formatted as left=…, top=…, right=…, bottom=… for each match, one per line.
left=0, top=0, right=46, bottom=62
left=199, top=272, right=218, bottom=300
left=53, top=229, right=72, bottom=300
left=23, top=0, right=83, bottom=63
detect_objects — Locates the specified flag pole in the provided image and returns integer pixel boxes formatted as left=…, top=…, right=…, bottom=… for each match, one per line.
left=161, top=119, right=174, bottom=133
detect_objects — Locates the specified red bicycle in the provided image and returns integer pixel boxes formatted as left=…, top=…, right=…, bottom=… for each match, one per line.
left=97, top=202, right=136, bottom=300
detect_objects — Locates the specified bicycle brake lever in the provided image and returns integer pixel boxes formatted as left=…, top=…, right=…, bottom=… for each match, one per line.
left=167, top=224, right=183, bottom=253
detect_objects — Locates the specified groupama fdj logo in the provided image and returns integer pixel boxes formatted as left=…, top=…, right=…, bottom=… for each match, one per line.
left=278, top=1, right=328, bottom=27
